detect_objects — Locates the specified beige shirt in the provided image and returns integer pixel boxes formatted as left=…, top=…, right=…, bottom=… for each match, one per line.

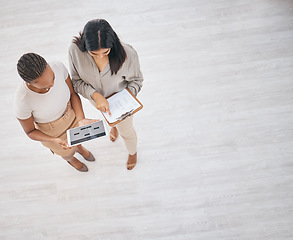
left=68, top=42, right=143, bottom=104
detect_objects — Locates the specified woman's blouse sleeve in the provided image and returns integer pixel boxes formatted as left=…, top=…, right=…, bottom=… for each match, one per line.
left=68, top=46, right=96, bottom=101
left=125, top=48, right=144, bottom=96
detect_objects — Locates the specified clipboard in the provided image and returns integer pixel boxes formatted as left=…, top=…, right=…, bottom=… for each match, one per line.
left=101, top=88, right=143, bottom=127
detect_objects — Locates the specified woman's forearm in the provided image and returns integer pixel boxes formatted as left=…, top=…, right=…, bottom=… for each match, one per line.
left=70, top=92, right=85, bottom=122
left=27, top=129, right=56, bottom=143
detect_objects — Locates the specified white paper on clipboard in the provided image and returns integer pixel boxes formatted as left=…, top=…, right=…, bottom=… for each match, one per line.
left=103, top=89, right=141, bottom=124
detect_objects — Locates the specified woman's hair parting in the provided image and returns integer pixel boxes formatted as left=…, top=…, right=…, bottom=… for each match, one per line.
left=17, top=53, right=47, bottom=83
left=73, top=19, right=126, bottom=75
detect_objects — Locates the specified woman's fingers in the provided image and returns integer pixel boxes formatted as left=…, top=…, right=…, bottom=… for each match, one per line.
left=96, top=104, right=105, bottom=111
left=60, top=139, right=72, bottom=149
left=95, top=96, right=110, bottom=114
left=61, top=142, right=71, bottom=149
left=78, top=118, right=99, bottom=126
left=97, top=104, right=111, bottom=116
left=105, top=106, right=112, bottom=116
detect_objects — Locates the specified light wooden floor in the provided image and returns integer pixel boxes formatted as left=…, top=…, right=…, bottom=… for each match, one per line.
left=1, top=0, right=293, bottom=239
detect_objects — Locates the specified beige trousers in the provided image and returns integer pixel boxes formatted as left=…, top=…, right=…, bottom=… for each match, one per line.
left=115, top=116, right=137, bottom=155
left=35, top=102, right=79, bottom=157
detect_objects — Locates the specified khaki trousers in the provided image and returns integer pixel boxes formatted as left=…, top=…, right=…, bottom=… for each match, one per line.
left=115, top=116, right=137, bottom=155
left=35, top=102, right=79, bottom=157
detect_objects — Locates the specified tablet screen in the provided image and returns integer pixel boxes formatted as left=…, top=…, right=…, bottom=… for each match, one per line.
left=67, top=120, right=106, bottom=146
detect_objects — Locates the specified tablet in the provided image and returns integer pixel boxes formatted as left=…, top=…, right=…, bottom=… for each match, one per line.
left=67, top=120, right=107, bottom=146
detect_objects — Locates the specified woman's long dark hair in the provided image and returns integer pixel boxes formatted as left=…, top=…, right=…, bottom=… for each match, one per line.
left=73, top=19, right=126, bottom=75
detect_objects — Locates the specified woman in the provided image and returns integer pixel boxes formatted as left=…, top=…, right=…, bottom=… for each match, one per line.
left=14, top=53, right=96, bottom=172
left=68, top=19, right=143, bottom=170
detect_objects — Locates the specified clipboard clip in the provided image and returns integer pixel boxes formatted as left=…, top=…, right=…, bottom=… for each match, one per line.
left=116, top=109, right=134, bottom=121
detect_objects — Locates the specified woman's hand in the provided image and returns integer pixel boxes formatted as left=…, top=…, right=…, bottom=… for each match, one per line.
left=78, top=118, right=99, bottom=127
left=92, top=91, right=112, bottom=116
left=53, top=138, right=73, bottom=150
